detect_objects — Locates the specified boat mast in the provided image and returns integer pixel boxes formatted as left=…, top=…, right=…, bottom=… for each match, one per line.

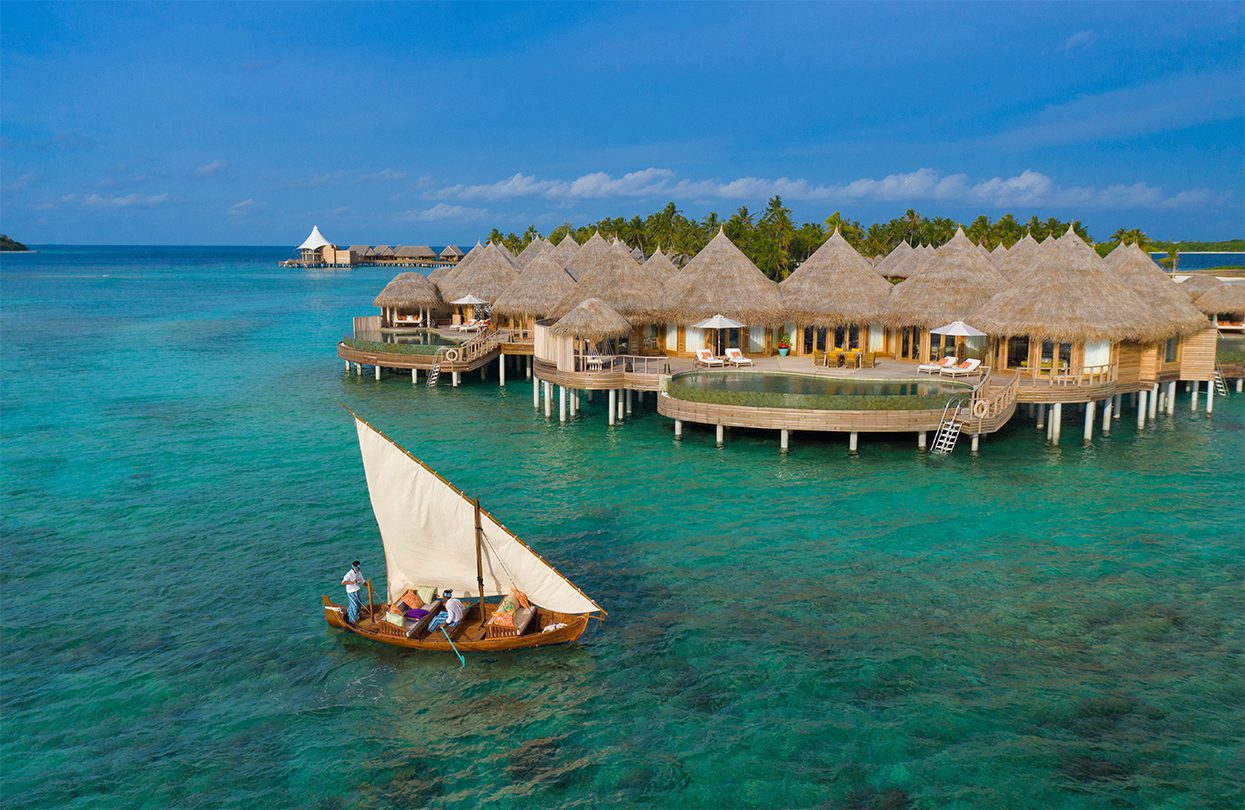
left=474, top=497, right=486, bottom=626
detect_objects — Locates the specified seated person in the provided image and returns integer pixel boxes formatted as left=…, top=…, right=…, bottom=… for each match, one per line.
left=427, top=589, right=465, bottom=633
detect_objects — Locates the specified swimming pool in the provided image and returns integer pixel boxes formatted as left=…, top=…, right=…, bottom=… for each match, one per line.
left=379, top=329, right=463, bottom=347
left=666, top=371, right=971, bottom=410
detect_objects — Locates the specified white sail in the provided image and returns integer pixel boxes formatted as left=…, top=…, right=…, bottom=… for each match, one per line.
left=353, top=416, right=602, bottom=614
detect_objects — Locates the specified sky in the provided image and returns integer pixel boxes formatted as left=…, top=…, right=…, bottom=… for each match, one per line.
left=2, top=1, right=1243, bottom=246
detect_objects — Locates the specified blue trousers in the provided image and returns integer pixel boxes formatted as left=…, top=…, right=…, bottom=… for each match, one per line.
left=347, top=590, right=363, bottom=623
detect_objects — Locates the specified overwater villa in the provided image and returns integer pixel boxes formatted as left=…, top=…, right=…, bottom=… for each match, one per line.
left=337, top=225, right=1239, bottom=454
left=284, top=226, right=464, bottom=269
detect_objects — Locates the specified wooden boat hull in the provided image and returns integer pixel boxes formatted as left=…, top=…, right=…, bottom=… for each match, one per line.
left=322, top=595, right=590, bottom=652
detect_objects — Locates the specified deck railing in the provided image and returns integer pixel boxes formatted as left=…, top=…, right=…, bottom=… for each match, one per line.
left=436, top=329, right=506, bottom=365
left=573, top=354, right=671, bottom=375
left=969, top=369, right=1020, bottom=420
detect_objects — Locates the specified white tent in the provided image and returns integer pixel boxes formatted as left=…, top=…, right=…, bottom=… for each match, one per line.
left=298, top=225, right=332, bottom=251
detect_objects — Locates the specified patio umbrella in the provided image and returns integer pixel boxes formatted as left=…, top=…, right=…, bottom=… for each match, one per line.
left=930, top=320, right=986, bottom=337
left=451, top=294, right=489, bottom=322
left=931, top=321, right=986, bottom=361
left=692, top=313, right=745, bottom=355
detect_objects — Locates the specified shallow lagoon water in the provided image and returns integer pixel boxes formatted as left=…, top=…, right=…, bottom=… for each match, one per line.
left=2, top=247, right=1243, bottom=808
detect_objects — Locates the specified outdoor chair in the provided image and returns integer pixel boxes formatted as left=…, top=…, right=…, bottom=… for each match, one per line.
left=918, top=356, right=956, bottom=374
left=694, top=349, right=725, bottom=368
left=724, top=348, right=753, bottom=367
left=941, top=358, right=982, bottom=377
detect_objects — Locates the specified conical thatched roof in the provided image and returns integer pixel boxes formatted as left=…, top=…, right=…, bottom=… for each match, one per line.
left=999, top=234, right=1043, bottom=276
left=565, top=231, right=611, bottom=280
left=1105, top=243, right=1207, bottom=335
left=883, top=243, right=933, bottom=280
left=514, top=239, right=550, bottom=269
left=1177, top=274, right=1222, bottom=299
left=644, top=247, right=679, bottom=276
left=883, top=229, right=1007, bottom=330
left=549, top=297, right=633, bottom=341
left=970, top=232, right=1166, bottom=343
left=550, top=233, right=580, bottom=266
left=659, top=229, right=785, bottom=325
left=440, top=242, right=517, bottom=303
left=430, top=240, right=482, bottom=285
left=373, top=272, right=443, bottom=308
left=1193, top=281, right=1245, bottom=317
left=779, top=230, right=891, bottom=325
left=493, top=254, right=576, bottom=318
left=875, top=241, right=914, bottom=277
left=989, top=244, right=1007, bottom=266
left=549, top=240, right=665, bottom=324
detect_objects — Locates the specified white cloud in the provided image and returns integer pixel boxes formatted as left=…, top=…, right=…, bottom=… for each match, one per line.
left=60, top=192, right=171, bottom=208
left=428, top=167, right=1217, bottom=210
left=194, top=160, right=228, bottom=177
left=1061, top=30, right=1094, bottom=50
left=397, top=203, right=488, bottom=222
left=306, top=168, right=407, bottom=187
left=1, top=173, right=39, bottom=192
left=228, top=198, right=259, bottom=216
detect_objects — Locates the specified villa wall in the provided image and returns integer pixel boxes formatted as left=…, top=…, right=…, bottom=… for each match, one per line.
left=1179, top=328, right=1217, bottom=381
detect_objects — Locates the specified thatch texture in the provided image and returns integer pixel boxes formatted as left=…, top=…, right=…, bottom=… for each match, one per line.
left=883, top=229, right=1006, bottom=329
left=549, top=297, right=633, bottom=341
left=550, top=233, right=580, bottom=266
left=1193, top=281, right=1245, bottom=317
left=549, top=240, right=665, bottom=324
left=373, top=272, right=443, bottom=308
left=779, top=230, right=891, bottom=325
left=493, top=254, right=576, bottom=318
left=439, top=244, right=464, bottom=259
left=1105, top=243, right=1207, bottom=335
left=874, top=241, right=914, bottom=277
left=659, top=230, right=785, bottom=325
left=430, top=240, right=482, bottom=285
left=644, top=247, right=679, bottom=276
left=970, top=232, right=1167, bottom=343
left=999, top=234, right=1043, bottom=276
left=439, top=242, right=517, bottom=303
left=1177, top=274, right=1222, bottom=299
left=514, top=239, right=550, bottom=269
left=565, top=231, right=611, bottom=280
left=882, top=244, right=933, bottom=280
left=394, top=245, right=436, bottom=259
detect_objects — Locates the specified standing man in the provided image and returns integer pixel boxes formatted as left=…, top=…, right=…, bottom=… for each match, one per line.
left=342, top=561, right=365, bottom=624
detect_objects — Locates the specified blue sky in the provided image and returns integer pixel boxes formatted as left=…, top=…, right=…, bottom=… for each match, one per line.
left=2, top=1, right=1242, bottom=246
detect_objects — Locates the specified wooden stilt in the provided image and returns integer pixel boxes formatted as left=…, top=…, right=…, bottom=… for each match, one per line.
left=1206, top=383, right=1214, bottom=415
left=625, top=388, right=633, bottom=415
left=1137, top=389, right=1147, bottom=429
left=412, top=368, right=418, bottom=384
left=1051, top=402, right=1062, bottom=444
left=715, top=424, right=724, bottom=447
left=780, top=429, right=789, bottom=452
left=1036, top=404, right=1046, bottom=429
left=1148, top=384, right=1158, bottom=419
left=608, top=390, right=616, bottom=426
left=1083, top=400, right=1095, bottom=442
left=970, top=433, right=980, bottom=454
left=1166, top=381, right=1176, bottom=415
left=375, top=365, right=381, bottom=381
left=533, top=375, right=540, bottom=409
left=526, top=356, right=532, bottom=381
left=559, top=386, right=566, bottom=423
left=917, top=431, right=927, bottom=452
left=1102, top=397, right=1112, bottom=434
left=452, top=371, right=460, bottom=387
left=345, top=360, right=351, bottom=372
left=1112, top=394, right=1121, bottom=420
left=848, top=431, right=858, bottom=455
left=616, top=390, right=624, bottom=422
left=674, top=419, right=683, bottom=439
left=1191, top=381, right=1199, bottom=411
left=544, top=382, right=552, bottom=417
left=499, top=355, right=505, bottom=387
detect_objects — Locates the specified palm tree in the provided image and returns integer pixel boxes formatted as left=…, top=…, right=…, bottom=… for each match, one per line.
left=1159, top=245, right=1180, bottom=273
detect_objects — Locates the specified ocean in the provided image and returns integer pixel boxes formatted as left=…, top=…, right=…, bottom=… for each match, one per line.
left=2, top=246, right=1242, bottom=808
left=1149, top=252, right=1245, bottom=271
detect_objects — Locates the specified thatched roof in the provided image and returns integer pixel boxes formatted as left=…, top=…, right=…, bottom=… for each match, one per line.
left=883, top=245, right=934, bottom=281
left=372, top=245, right=395, bottom=258
left=1104, top=243, right=1207, bottom=336
left=439, top=244, right=464, bottom=258
left=883, top=229, right=1007, bottom=330
left=492, top=254, right=576, bottom=318
left=373, top=272, right=443, bottom=308
left=549, top=297, right=633, bottom=341
left=514, top=239, right=550, bottom=269
left=970, top=231, right=1167, bottom=343
left=659, top=229, right=785, bottom=326
left=1176, top=274, right=1222, bottom=299
left=779, top=230, right=891, bottom=325
left=565, top=231, right=611, bottom=280
left=998, top=234, right=1043, bottom=276
left=347, top=244, right=372, bottom=256
left=644, top=247, right=679, bottom=275
left=874, top=241, right=914, bottom=277
left=429, top=240, right=482, bottom=285
left=1193, top=281, right=1245, bottom=317
left=439, top=242, right=517, bottom=303
left=549, top=240, right=665, bottom=324
left=550, top=233, right=580, bottom=266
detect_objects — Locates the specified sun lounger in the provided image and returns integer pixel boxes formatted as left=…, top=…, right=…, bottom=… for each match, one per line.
left=694, top=349, right=724, bottom=368
left=724, top=348, right=753, bottom=367
left=941, top=358, right=982, bottom=377
left=918, top=356, right=957, bottom=374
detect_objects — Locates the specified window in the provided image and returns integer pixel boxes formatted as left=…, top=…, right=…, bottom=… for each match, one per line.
left=1007, top=336, right=1030, bottom=368
left=1164, top=337, right=1179, bottom=363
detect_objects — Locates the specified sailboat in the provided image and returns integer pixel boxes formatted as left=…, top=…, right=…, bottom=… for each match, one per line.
left=323, top=409, right=605, bottom=651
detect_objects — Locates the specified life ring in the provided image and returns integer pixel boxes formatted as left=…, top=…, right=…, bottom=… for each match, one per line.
left=972, top=399, right=990, bottom=418
left=443, top=348, right=460, bottom=362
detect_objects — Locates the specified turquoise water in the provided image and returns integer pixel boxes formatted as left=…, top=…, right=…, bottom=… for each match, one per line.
left=3, top=246, right=1243, bottom=808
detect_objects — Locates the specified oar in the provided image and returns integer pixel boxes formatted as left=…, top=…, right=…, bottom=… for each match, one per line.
left=440, top=627, right=466, bottom=668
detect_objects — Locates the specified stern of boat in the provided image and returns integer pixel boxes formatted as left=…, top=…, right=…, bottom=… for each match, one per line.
left=322, top=594, right=346, bottom=628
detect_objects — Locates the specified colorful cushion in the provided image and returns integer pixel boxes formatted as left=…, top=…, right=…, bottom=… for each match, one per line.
left=384, top=612, right=407, bottom=628
left=415, top=585, right=437, bottom=604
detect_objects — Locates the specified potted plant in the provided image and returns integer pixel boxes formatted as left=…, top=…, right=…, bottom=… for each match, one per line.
left=776, top=331, right=791, bottom=357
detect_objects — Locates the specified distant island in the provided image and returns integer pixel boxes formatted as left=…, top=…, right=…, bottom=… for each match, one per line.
left=1, top=234, right=30, bottom=251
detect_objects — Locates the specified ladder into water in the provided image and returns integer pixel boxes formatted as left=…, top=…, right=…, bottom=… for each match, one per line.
left=1213, top=369, right=1229, bottom=397
left=932, top=400, right=966, bottom=455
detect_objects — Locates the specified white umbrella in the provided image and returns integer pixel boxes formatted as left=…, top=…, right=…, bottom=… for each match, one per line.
left=451, top=294, right=488, bottom=306
left=930, top=320, right=986, bottom=337
left=691, top=313, right=745, bottom=355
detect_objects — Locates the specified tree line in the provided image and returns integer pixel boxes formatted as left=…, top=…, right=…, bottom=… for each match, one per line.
left=485, top=197, right=1160, bottom=280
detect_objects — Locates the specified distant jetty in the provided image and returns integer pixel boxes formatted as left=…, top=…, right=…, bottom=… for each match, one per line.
left=281, top=225, right=461, bottom=269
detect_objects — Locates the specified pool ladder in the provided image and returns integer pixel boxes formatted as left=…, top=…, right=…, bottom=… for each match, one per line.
left=427, top=361, right=441, bottom=388
left=932, top=398, right=968, bottom=455
left=1213, top=369, right=1228, bottom=397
